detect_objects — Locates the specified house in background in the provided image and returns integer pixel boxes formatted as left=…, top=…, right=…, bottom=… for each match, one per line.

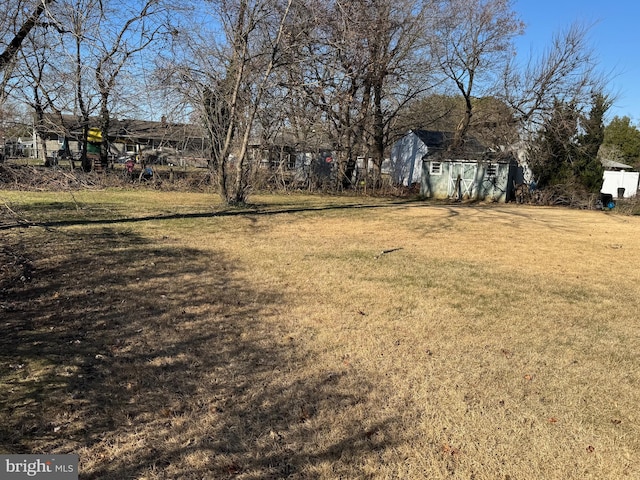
left=245, top=130, right=338, bottom=188
left=33, top=114, right=207, bottom=167
left=600, top=159, right=639, bottom=198
left=389, top=130, right=431, bottom=186
left=390, top=130, right=521, bottom=202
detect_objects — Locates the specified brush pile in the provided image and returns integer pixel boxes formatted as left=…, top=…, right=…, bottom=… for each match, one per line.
left=0, top=164, right=103, bottom=191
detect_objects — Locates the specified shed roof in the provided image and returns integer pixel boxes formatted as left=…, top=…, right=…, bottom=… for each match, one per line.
left=412, top=129, right=487, bottom=157
left=410, top=129, right=507, bottom=161
left=601, top=158, right=633, bottom=170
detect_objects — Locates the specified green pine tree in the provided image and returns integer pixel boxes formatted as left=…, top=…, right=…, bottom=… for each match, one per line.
left=575, top=93, right=609, bottom=193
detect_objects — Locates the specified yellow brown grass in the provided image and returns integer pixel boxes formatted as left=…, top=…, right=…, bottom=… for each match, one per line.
left=1, top=191, right=639, bottom=479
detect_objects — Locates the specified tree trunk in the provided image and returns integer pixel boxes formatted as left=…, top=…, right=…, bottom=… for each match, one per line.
left=75, top=35, right=91, bottom=172
left=99, top=94, right=110, bottom=170
left=372, top=80, right=385, bottom=189
left=452, top=93, right=473, bottom=153
left=227, top=0, right=293, bottom=204
left=80, top=122, right=90, bottom=172
left=32, top=99, right=48, bottom=163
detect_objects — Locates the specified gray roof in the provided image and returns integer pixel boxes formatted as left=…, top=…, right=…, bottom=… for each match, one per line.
left=40, top=114, right=205, bottom=142
left=601, top=158, right=633, bottom=170
left=411, top=129, right=494, bottom=160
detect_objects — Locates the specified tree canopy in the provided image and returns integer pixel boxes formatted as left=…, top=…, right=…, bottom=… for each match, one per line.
left=602, top=116, right=640, bottom=169
left=529, top=93, right=609, bottom=193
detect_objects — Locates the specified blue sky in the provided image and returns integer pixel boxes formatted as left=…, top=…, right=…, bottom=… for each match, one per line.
left=513, top=0, right=640, bottom=124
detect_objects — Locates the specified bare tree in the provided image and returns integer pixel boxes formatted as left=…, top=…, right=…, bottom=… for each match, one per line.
left=164, top=0, right=293, bottom=203
left=287, top=0, right=435, bottom=189
left=2, top=0, right=118, bottom=169
left=21, top=0, right=169, bottom=171
left=93, top=0, right=168, bottom=168
left=350, top=0, right=435, bottom=185
left=429, top=0, right=524, bottom=152
left=228, top=0, right=294, bottom=203
left=502, top=22, right=607, bottom=136
left=291, top=0, right=373, bottom=188
left=0, top=0, right=56, bottom=76
left=43, top=0, right=103, bottom=170
left=10, top=14, right=80, bottom=165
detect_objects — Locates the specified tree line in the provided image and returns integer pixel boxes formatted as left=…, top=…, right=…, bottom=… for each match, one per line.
left=0, top=0, right=622, bottom=203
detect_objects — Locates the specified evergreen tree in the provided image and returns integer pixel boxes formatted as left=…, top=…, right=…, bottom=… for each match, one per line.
left=529, top=100, right=578, bottom=188
left=574, top=93, right=608, bottom=192
left=603, top=116, right=640, bottom=167
left=530, top=94, right=608, bottom=193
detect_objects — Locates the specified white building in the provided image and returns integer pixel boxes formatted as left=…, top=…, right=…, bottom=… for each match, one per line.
left=600, top=159, right=639, bottom=199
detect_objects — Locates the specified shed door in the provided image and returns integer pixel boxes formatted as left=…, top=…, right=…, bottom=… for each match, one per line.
left=448, top=162, right=477, bottom=199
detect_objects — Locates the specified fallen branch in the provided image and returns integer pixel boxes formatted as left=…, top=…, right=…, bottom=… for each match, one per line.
left=374, top=247, right=403, bottom=259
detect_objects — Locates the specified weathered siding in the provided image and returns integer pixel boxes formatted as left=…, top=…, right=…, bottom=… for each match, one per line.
left=390, top=132, right=428, bottom=186
left=421, top=159, right=516, bottom=202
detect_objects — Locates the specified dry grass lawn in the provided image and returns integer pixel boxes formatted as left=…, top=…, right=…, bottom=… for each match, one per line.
left=1, top=190, right=639, bottom=479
